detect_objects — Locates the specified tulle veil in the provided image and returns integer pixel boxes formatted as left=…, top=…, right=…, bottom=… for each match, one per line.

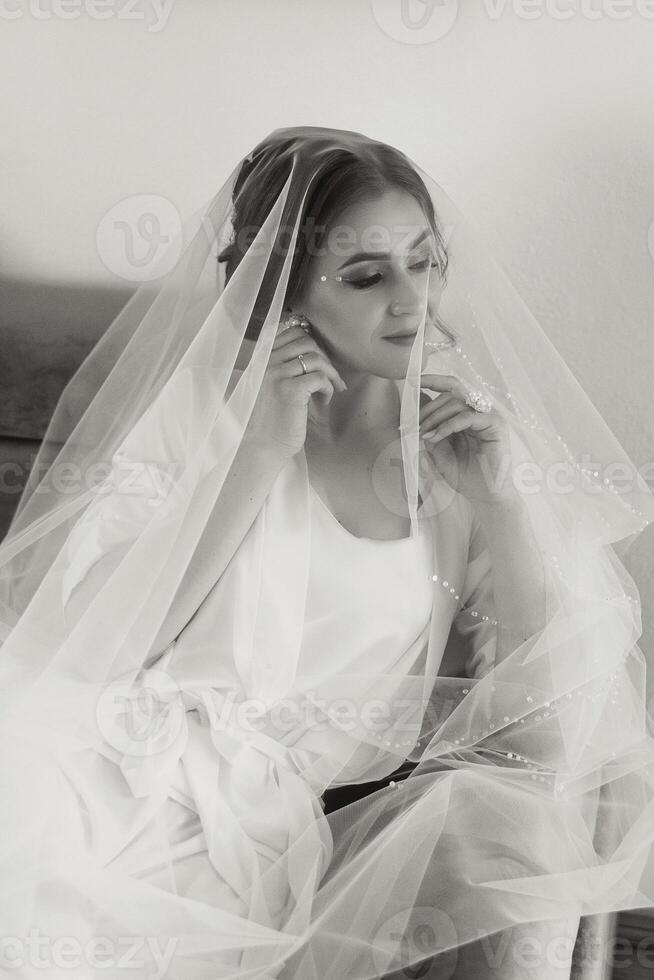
left=0, top=125, right=653, bottom=979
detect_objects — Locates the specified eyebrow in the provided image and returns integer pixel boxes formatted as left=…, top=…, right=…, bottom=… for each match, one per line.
left=336, top=227, right=433, bottom=271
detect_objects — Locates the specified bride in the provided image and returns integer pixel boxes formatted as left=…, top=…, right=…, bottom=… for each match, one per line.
left=1, top=125, right=653, bottom=979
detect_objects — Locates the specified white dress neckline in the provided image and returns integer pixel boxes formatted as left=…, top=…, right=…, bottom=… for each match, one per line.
left=309, top=482, right=427, bottom=544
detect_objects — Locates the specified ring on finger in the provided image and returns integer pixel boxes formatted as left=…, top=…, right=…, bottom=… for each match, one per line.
left=463, top=388, right=492, bottom=414
left=297, top=352, right=309, bottom=375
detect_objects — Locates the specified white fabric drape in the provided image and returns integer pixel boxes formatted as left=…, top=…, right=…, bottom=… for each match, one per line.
left=0, top=126, right=653, bottom=979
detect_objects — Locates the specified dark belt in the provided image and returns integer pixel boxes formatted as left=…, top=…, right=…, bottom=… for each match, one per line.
left=321, top=761, right=417, bottom=815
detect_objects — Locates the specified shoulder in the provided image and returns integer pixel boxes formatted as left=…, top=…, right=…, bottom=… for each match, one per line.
left=119, top=364, right=243, bottom=463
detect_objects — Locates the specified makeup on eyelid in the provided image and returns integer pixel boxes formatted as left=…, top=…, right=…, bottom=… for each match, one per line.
left=319, top=256, right=440, bottom=288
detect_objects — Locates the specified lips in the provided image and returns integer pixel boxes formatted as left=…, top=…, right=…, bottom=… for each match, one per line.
left=385, top=331, right=418, bottom=345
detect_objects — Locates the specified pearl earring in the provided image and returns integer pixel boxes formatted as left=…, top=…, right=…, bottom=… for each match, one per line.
left=283, top=312, right=312, bottom=333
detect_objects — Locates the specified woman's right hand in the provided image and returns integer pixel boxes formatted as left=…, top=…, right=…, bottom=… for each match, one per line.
left=244, top=321, right=348, bottom=460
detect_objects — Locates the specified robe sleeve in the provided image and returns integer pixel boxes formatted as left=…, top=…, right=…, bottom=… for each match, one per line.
left=61, top=365, right=237, bottom=621
left=451, top=509, right=498, bottom=680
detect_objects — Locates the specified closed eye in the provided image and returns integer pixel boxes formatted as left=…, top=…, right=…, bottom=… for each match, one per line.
left=345, top=259, right=440, bottom=291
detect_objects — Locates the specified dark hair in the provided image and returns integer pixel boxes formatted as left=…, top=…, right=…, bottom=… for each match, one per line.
left=217, top=127, right=453, bottom=344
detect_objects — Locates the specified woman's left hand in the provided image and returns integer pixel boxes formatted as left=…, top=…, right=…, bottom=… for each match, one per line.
left=416, top=373, right=516, bottom=504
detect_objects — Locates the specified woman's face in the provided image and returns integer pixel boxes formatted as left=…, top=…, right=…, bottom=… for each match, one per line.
left=293, top=188, right=445, bottom=380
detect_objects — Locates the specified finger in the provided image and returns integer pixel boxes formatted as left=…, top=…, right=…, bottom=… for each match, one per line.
left=272, top=327, right=348, bottom=389
left=399, top=394, right=449, bottom=434
left=297, top=371, right=336, bottom=405
left=272, top=338, right=347, bottom=389
left=423, top=409, right=477, bottom=442
left=419, top=398, right=465, bottom=431
left=418, top=393, right=456, bottom=424
left=420, top=374, right=467, bottom=399
left=271, top=336, right=323, bottom=362
left=273, top=324, right=310, bottom=347
left=281, top=350, right=347, bottom=392
left=277, top=349, right=320, bottom=375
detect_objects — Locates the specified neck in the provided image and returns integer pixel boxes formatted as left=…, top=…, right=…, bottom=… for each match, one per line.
left=307, top=371, right=401, bottom=444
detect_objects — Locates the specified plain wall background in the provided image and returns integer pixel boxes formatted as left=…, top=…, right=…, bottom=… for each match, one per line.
left=1, top=0, right=653, bottom=645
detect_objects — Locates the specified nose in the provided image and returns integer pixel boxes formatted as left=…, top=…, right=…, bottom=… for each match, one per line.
left=389, top=272, right=425, bottom=317
left=390, top=293, right=425, bottom=319
left=390, top=299, right=422, bottom=317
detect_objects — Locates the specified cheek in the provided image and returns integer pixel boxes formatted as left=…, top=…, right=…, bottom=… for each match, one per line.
left=304, top=280, right=388, bottom=353
left=326, top=292, right=385, bottom=343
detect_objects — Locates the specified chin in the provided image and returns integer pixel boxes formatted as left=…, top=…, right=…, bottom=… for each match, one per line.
left=380, top=346, right=424, bottom=380
left=361, top=353, right=405, bottom=379
left=376, top=364, right=411, bottom=382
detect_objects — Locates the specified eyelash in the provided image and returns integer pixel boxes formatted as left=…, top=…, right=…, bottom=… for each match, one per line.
left=345, top=259, right=440, bottom=291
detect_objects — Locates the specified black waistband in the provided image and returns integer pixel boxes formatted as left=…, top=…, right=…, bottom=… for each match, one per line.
left=321, top=762, right=416, bottom=815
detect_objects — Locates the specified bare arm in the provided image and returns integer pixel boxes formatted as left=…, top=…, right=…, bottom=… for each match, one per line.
left=472, top=493, right=547, bottom=662
left=146, top=435, right=288, bottom=657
